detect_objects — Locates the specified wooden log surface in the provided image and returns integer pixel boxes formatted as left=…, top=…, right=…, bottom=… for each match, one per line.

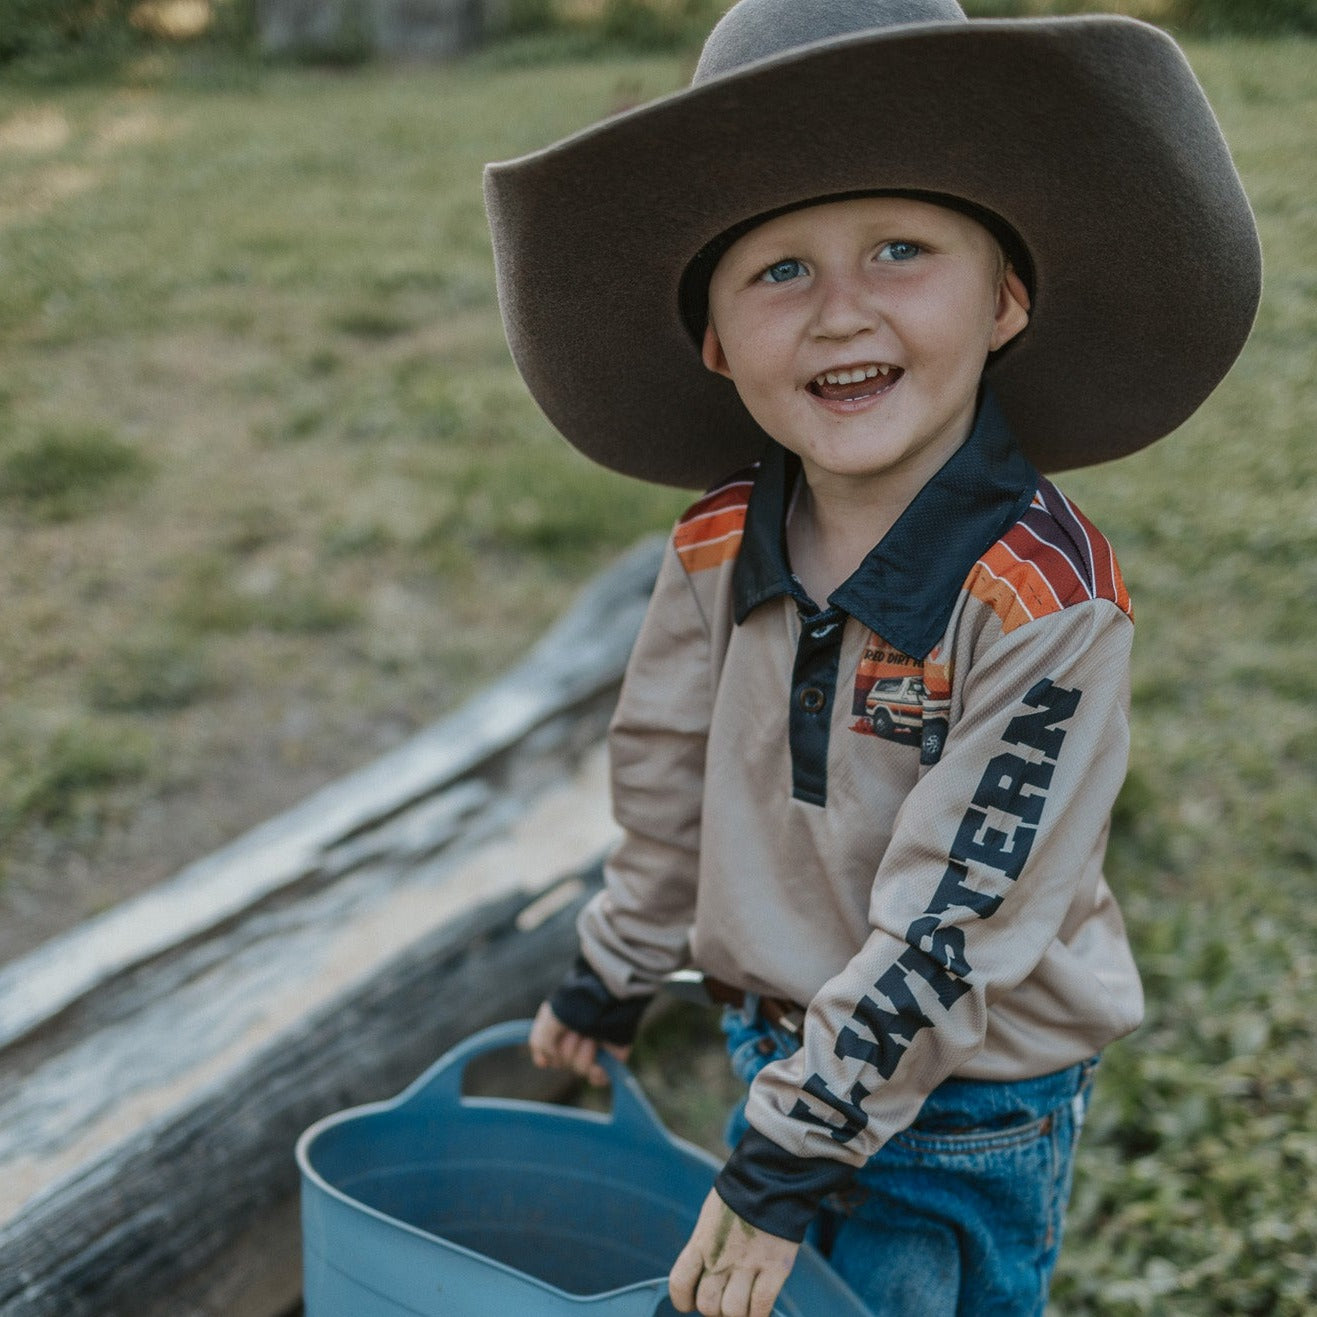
left=256, top=0, right=488, bottom=60
left=0, top=537, right=663, bottom=1317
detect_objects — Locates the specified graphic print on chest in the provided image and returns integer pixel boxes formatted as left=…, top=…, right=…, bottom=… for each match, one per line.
left=850, top=635, right=952, bottom=765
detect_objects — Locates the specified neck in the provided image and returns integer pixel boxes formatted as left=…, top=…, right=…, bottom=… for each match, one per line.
left=785, top=403, right=981, bottom=605
left=786, top=479, right=902, bottom=607
left=787, top=441, right=960, bottom=606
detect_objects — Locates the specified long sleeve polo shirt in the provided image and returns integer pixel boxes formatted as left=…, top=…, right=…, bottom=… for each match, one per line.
left=553, top=391, right=1144, bottom=1240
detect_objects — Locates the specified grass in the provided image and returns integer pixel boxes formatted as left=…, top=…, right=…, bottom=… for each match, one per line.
left=0, top=32, right=1313, bottom=1315
left=84, top=635, right=215, bottom=712
left=0, top=53, right=692, bottom=947
left=0, top=424, right=151, bottom=518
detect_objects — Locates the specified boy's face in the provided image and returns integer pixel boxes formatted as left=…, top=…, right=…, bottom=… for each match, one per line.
left=702, top=196, right=1029, bottom=501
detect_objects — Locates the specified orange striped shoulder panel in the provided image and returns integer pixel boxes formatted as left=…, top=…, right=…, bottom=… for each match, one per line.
left=966, top=478, right=1132, bottom=634
left=673, top=470, right=755, bottom=574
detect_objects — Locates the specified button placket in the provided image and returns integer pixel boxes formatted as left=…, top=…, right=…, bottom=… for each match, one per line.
left=789, top=607, right=845, bottom=806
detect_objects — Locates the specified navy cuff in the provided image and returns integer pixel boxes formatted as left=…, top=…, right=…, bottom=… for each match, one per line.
left=715, top=1127, right=856, bottom=1242
left=548, top=956, right=651, bottom=1047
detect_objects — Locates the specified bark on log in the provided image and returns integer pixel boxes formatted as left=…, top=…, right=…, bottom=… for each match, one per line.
left=0, top=538, right=663, bottom=1317
left=256, top=0, right=488, bottom=60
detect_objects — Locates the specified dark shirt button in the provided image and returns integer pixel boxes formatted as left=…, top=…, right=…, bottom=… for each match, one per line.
left=798, top=686, right=827, bottom=713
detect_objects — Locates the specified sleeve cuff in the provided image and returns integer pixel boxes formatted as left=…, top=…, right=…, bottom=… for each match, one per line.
left=548, top=956, right=652, bottom=1047
left=714, top=1126, right=857, bottom=1242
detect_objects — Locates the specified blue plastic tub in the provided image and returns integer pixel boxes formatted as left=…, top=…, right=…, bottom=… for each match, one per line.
left=297, top=1019, right=871, bottom=1316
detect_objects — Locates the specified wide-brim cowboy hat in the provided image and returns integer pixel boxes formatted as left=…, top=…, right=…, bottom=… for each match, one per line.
left=484, top=0, right=1261, bottom=489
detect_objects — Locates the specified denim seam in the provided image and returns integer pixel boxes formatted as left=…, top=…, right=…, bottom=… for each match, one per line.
left=890, top=1111, right=1055, bottom=1156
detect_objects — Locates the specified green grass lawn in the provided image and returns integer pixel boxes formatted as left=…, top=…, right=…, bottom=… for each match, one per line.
left=0, top=33, right=1313, bottom=1314
left=0, top=54, right=695, bottom=951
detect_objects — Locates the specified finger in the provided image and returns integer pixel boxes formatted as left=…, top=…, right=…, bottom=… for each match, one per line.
left=529, top=1033, right=557, bottom=1068
left=529, top=1003, right=565, bottom=1067
left=668, top=1243, right=703, bottom=1312
left=574, top=1035, right=611, bottom=1087
left=748, top=1264, right=788, bottom=1317
left=601, top=1040, right=632, bottom=1065
left=695, top=1268, right=728, bottom=1317
left=556, top=1030, right=581, bottom=1070
left=593, top=1043, right=626, bottom=1083
left=586, top=1040, right=612, bottom=1086
left=719, top=1266, right=754, bottom=1317
left=565, top=1032, right=597, bottom=1079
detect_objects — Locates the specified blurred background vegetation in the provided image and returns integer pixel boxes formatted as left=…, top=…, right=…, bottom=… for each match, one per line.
left=0, top=0, right=1312, bottom=1312
left=0, top=0, right=1315, bottom=82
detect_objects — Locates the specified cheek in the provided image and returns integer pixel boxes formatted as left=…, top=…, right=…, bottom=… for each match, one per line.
left=722, top=320, right=789, bottom=381
left=912, top=287, right=1001, bottom=366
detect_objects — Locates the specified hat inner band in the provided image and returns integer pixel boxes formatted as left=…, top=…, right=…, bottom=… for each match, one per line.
left=677, top=189, right=1035, bottom=345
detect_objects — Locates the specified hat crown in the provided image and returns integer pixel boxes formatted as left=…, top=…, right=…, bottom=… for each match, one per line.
left=694, top=0, right=968, bottom=83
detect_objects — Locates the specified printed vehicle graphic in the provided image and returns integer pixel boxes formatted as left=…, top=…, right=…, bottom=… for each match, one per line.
left=865, top=676, right=923, bottom=736
left=864, top=676, right=950, bottom=760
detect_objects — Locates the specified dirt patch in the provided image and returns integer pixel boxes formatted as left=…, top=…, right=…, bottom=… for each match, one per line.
left=0, top=106, right=72, bottom=155
left=0, top=689, right=432, bottom=965
left=0, top=162, right=99, bottom=230
left=92, top=102, right=176, bottom=153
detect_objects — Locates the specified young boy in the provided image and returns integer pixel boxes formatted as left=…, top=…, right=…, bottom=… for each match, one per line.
left=483, top=2, right=1260, bottom=1313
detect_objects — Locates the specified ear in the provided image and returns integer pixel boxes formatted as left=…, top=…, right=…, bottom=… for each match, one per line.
left=990, top=265, right=1031, bottom=352
left=701, top=322, right=733, bottom=378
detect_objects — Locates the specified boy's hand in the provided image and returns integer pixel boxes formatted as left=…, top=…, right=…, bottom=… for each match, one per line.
left=527, top=1000, right=630, bottom=1087
left=668, top=1189, right=799, bottom=1317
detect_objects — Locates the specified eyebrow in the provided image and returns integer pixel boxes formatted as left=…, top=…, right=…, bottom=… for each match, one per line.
left=679, top=189, right=1034, bottom=342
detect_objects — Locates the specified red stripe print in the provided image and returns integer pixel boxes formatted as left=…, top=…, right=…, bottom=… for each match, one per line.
left=1005, top=523, right=1091, bottom=608
left=1059, top=493, right=1132, bottom=617
left=967, top=497, right=1132, bottom=633
left=968, top=540, right=1057, bottom=632
left=674, top=476, right=753, bottom=574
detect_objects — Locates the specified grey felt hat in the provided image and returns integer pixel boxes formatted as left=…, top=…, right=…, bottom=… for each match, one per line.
left=484, top=0, right=1261, bottom=489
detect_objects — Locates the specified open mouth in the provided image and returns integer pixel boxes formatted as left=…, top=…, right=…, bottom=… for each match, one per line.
left=808, top=363, right=903, bottom=403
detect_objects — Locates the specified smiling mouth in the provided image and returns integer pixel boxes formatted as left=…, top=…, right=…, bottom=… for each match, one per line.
left=808, top=363, right=903, bottom=403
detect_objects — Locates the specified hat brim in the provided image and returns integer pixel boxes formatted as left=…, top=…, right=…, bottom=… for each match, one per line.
left=485, top=16, right=1261, bottom=489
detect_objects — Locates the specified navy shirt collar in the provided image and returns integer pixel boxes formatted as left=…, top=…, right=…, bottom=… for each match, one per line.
left=731, top=388, right=1038, bottom=660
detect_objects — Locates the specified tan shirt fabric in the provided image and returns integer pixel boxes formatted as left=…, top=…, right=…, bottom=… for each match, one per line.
left=577, top=416, right=1143, bottom=1172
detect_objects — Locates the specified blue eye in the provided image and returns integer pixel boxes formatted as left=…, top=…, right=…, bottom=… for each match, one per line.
left=878, top=241, right=920, bottom=262
left=760, top=258, right=805, bottom=283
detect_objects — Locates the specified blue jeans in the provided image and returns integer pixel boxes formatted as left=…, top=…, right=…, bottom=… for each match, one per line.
left=722, top=1003, right=1098, bottom=1317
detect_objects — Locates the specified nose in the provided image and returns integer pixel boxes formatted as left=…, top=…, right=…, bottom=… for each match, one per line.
left=810, top=270, right=876, bottom=341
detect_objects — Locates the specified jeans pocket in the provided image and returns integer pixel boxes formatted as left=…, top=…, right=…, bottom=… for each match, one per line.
left=888, top=1109, right=1057, bottom=1158
left=839, top=1063, right=1099, bottom=1314
left=869, top=1099, right=1068, bottom=1263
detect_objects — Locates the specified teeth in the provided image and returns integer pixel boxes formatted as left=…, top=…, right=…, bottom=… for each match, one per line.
left=816, top=364, right=893, bottom=386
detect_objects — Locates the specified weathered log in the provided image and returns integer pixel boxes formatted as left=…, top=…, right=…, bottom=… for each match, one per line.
left=255, top=0, right=489, bottom=60
left=0, top=538, right=663, bottom=1317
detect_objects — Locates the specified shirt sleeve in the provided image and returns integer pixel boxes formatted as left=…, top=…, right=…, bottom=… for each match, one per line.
left=717, top=597, right=1134, bottom=1239
left=552, top=533, right=713, bottom=1041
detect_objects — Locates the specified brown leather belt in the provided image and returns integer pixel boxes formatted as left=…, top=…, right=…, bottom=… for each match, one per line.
left=702, top=975, right=806, bottom=1037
